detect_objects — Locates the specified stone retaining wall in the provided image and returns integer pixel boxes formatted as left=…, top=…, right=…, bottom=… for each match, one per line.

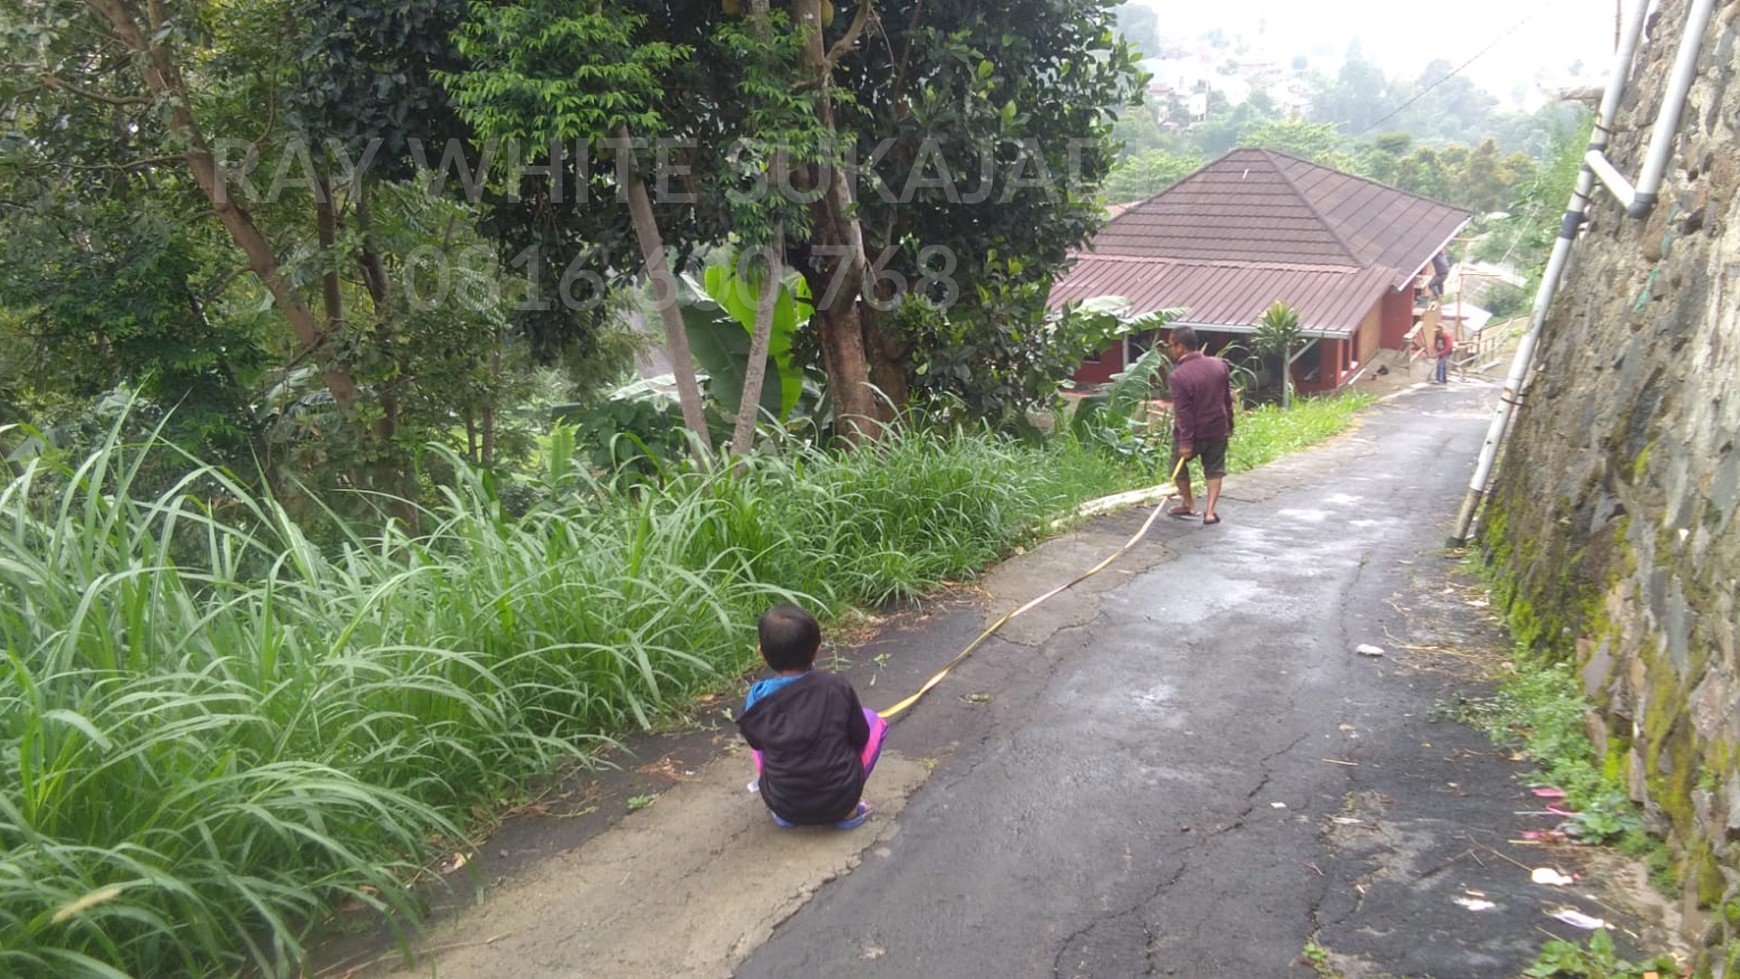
left=1481, top=0, right=1740, bottom=968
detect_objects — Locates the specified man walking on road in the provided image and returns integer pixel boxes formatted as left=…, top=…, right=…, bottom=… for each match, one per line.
left=1165, top=325, right=1235, bottom=526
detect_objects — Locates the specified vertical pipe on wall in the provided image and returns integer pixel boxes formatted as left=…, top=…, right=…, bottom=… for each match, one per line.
left=1448, top=0, right=1654, bottom=543
left=1628, top=0, right=1718, bottom=216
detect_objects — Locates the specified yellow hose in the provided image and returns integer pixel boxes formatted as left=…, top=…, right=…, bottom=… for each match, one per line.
left=876, top=455, right=1188, bottom=720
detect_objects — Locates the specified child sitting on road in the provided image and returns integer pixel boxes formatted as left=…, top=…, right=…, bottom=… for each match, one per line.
left=738, top=603, right=886, bottom=829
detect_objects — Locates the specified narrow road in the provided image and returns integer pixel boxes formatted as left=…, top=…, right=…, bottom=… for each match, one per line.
left=355, top=380, right=1670, bottom=979
left=734, top=381, right=1649, bottom=978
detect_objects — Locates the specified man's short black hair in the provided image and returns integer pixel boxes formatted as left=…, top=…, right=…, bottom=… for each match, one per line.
left=1170, top=325, right=1202, bottom=351
left=758, top=603, right=821, bottom=671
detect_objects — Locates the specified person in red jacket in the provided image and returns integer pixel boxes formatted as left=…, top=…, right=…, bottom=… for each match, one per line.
left=1165, top=326, right=1236, bottom=526
left=1432, top=327, right=1453, bottom=384
left=739, top=604, right=886, bottom=828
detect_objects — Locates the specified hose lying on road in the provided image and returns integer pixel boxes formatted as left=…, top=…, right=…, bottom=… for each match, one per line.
left=876, top=456, right=1188, bottom=720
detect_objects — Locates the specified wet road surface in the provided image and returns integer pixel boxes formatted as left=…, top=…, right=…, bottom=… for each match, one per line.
left=735, top=382, right=1646, bottom=978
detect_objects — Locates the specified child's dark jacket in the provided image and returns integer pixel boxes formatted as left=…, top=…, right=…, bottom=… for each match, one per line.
left=738, top=671, right=869, bottom=824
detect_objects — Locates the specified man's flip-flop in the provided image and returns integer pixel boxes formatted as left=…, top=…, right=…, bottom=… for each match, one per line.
left=1167, top=505, right=1196, bottom=519
left=1203, top=514, right=1221, bottom=525
left=835, top=801, right=875, bottom=830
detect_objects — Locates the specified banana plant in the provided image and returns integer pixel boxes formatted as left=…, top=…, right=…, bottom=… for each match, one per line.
left=678, top=259, right=814, bottom=427
left=1065, top=303, right=1183, bottom=466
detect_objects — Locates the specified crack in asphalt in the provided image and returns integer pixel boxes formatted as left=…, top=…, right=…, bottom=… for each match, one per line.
left=1049, top=858, right=1187, bottom=979
left=1215, top=730, right=1315, bottom=835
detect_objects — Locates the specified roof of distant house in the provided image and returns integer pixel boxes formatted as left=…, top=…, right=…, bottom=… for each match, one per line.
left=1050, top=148, right=1472, bottom=335
left=1050, top=254, right=1395, bottom=338
left=1085, top=147, right=1471, bottom=288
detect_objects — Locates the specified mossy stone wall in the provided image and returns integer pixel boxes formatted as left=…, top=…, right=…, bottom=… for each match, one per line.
left=1481, top=0, right=1740, bottom=963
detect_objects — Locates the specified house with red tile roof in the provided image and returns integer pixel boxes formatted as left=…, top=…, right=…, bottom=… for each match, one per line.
left=1052, top=148, right=1472, bottom=392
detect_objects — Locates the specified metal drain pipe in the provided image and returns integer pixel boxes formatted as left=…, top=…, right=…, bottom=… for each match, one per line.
left=1584, top=0, right=1720, bottom=217
left=1447, top=0, right=1652, bottom=543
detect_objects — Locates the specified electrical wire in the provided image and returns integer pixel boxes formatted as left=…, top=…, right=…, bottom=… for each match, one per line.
left=1353, top=0, right=1574, bottom=138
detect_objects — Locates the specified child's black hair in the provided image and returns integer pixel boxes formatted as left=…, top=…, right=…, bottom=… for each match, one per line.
left=758, top=603, right=820, bottom=672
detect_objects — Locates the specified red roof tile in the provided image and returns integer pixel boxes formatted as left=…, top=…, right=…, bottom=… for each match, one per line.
left=1085, top=148, right=1472, bottom=288
left=1049, top=254, right=1394, bottom=337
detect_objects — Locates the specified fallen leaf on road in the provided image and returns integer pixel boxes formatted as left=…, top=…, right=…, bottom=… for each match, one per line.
left=1355, top=644, right=1385, bottom=657
left=1548, top=908, right=1608, bottom=929
left=1271, top=802, right=1288, bottom=809
left=637, top=756, right=698, bottom=782
left=1455, top=896, right=1497, bottom=911
left=1532, top=867, right=1575, bottom=886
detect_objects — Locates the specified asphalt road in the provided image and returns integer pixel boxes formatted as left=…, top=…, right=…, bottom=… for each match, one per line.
left=327, top=378, right=1672, bottom=979
left=733, top=380, right=1657, bottom=978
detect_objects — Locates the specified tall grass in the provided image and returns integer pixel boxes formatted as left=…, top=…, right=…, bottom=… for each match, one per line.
left=0, top=397, right=1366, bottom=976
left=1229, top=393, right=1375, bottom=472
left=0, top=414, right=1151, bottom=976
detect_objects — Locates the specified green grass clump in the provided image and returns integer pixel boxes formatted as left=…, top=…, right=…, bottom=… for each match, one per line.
left=0, top=395, right=1367, bottom=976
left=1450, top=663, right=1642, bottom=844
left=1229, top=393, right=1375, bottom=472
left=1524, top=927, right=1680, bottom=977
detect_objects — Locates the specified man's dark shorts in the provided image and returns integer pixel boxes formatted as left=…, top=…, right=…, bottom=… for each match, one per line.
left=1173, top=437, right=1229, bottom=480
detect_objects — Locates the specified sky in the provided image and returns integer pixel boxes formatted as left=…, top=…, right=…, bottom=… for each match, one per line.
left=1139, top=0, right=1623, bottom=109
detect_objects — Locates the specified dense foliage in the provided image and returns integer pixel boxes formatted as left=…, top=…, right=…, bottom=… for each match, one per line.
left=3, top=404, right=1338, bottom=975
left=0, top=2, right=1395, bottom=973
left=1, top=0, right=1144, bottom=494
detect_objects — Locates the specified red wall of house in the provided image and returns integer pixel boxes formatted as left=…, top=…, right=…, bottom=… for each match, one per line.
left=1294, top=298, right=1381, bottom=392
left=1295, top=339, right=1341, bottom=394
left=1071, top=347, right=1125, bottom=386
left=1380, top=287, right=1415, bottom=349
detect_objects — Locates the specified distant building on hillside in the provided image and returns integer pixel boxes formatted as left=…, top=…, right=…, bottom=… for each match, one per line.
left=1053, top=148, right=1472, bottom=393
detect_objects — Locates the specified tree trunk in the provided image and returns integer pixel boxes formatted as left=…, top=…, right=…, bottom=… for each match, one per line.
left=792, top=0, right=883, bottom=445
left=355, top=190, right=392, bottom=309
left=1281, top=346, right=1294, bottom=410
left=816, top=299, right=877, bottom=442
left=732, top=229, right=783, bottom=456
left=618, top=124, right=713, bottom=459
left=87, top=0, right=362, bottom=412
left=481, top=330, right=500, bottom=467
left=863, top=311, right=909, bottom=419
left=731, top=0, right=782, bottom=458
left=315, top=168, right=344, bottom=337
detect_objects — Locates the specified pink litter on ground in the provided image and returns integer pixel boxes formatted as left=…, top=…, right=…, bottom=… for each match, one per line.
left=1531, top=787, right=1567, bottom=799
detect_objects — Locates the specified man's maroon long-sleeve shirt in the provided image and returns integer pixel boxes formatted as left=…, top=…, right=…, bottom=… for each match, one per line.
left=1169, top=351, right=1234, bottom=450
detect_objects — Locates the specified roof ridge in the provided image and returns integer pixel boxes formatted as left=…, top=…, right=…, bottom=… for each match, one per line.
left=1255, top=146, right=1476, bottom=210
left=1100, top=153, right=1227, bottom=229
left=1259, top=149, right=1362, bottom=266
left=1076, top=252, right=1368, bottom=273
